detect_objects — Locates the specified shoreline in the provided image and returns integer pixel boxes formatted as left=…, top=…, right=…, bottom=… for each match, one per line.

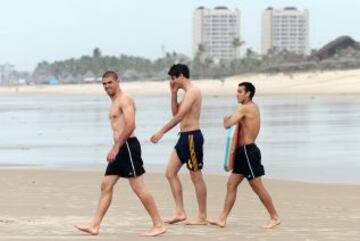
left=1, top=164, right=359, bottom=186
left=1, top=68, right=360, bottom=96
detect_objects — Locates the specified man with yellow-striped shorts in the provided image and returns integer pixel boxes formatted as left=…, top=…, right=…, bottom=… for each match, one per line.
left=150, top=64, right=208, bottom=225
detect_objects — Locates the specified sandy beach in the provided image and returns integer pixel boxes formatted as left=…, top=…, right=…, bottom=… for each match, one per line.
left=1, top=69, right=360, bottom=240
left=0, top=168, right=359, bottom=241
left=1, top=69, right=360, bottom=96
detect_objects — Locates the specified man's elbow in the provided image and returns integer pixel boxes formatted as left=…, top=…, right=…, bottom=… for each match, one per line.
left=174, top=113, right=184, bottom=122
left=224, top=121, right=232, bottom=129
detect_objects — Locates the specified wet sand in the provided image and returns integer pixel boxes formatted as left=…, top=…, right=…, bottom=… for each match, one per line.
left=0, top=169, right=359, bottom=240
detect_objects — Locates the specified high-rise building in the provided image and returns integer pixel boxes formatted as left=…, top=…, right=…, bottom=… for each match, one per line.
left=262, top=7, right=309, bottom=55
left=0, top=63, right=15, bottom=85
left=193, top=6, right=241, bottom=61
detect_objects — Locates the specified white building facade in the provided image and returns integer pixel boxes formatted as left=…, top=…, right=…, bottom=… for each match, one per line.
left=193, top=6, right=241, bottom=61
left=262, top=7, right=309, bottom=55
left=0, top=63, right=15, bottom=85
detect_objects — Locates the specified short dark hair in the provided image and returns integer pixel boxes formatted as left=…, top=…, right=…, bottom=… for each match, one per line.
left=102, top=71, right=118, bottom=80
left=238, top=82, right=256, bottom=100
left=168, top=64, right=190, bottom=79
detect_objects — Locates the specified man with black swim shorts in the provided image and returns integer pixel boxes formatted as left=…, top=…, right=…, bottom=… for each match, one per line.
left=209, top=82, right=281, bottom=229
left=150, top=64, right=208, bottom=225
left=75, top=71, right=165, bottom=237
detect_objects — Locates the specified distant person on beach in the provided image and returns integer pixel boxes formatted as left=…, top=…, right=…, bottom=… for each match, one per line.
left=150, top=64, right=208, bottom=225
left=209, top=82, right=281, bottom=229
left=75, top=71, right=166, bottom=237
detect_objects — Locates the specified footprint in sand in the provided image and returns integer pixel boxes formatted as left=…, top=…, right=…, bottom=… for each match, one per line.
left=0, top=219, right=16, bottom=224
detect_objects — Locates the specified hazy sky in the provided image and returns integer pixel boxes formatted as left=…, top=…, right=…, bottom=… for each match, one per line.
left=1, top=0, right=359, bottom=71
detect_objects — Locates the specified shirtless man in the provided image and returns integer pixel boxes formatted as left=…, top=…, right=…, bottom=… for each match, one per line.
left=210, top=82, right=281, bottom=229
left=150, top=64, right=207, bottom=225
left=75, top=71, right=166, bottom=237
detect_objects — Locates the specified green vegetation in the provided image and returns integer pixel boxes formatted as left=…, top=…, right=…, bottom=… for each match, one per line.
left=30, top=40, right=360, bottom=84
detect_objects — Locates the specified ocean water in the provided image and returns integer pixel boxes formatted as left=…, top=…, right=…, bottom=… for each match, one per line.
left=0, top=94, right=359, bottom=184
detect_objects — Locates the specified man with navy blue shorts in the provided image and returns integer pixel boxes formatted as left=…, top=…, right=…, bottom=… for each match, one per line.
left=151, top=64, right=208, bottom=225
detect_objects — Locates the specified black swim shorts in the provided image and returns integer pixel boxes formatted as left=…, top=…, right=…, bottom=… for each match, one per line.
left=105, top=137, right=145, bottom=178
left=233, top=143, right=265, bottom=180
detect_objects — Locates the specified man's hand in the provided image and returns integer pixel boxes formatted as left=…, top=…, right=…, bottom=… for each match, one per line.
left=150, top=132, right=163, bottom=144
left=106, top=145, right=120, bottom=163
left=170, top=82, right=178, bottom=95
left=223, top=115, right=232, bottom=129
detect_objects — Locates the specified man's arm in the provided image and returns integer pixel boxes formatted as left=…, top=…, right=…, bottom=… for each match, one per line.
left=224, top=105, right=245, bottom=129
left=170, top=82, right=179, bottom=116
left=151, top=89, right=196, bottom=143
left=171, top=93, right=180, bottom=116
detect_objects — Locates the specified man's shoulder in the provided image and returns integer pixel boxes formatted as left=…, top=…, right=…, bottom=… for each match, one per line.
left=250, top=102, right=259, bottom=111
left=244, top=102, right=260, bottom=117
left=187, top=85, right=202, bottom=96
left=117, top=93, right=134, bottom=107
left=119, top=92, right=133, bottom=100
left=239, top=102, right=258, bottom=112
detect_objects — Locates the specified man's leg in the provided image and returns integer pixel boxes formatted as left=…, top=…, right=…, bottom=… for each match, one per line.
left=249, top=177, right=281, bottom=228
left=164, top=150, right=187, bottom=224
left=186, top=170, right=207, bottom=225
left=209, top=173, right=244, bottom=227
left=129, top=176, right=166, bottom=236
left=75, top=175, right=120, bottom=235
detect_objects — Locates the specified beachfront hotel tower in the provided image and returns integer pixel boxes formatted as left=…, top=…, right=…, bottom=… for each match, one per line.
left=262, top=7, right=309, bottom=55
left=0, top=63, right=15, bottom=85
left=193, top=6, right=241, bottom=61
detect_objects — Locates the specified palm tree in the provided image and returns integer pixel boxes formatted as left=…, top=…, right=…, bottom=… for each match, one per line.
left=93, top=48, right=102, bottom=58
left=197, top=43, right=206, bottom=64
left=232, top=38, right=245, bottom=59
left=245, top=48, right=256, bottom=59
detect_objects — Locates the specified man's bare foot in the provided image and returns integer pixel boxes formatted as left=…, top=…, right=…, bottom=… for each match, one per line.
left=140, top=225, right=167, bottom=237
left=185, top=218, right=208, bottom=225
left=74, top=224, right=100, bottom=235
left=164, top=214, right=187, bottom=224
left=262, top=218, right=281, bottom=229
left=208, top=219, right=226, bottom=228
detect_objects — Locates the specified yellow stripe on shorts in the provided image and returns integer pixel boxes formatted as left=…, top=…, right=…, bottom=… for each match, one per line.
left=188, top=134, right=198, bottom=171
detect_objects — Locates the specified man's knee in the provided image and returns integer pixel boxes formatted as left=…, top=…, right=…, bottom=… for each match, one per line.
left=137, top=189, right=150, bottom=200
left=132, top=184, right=149, bottom=199
left=100, top=179, right=114, bottom=193
left=190, top=171, right=203, bottom=184
left=226, top=179, right=239, bottom=191
left=249, top=180, right=262, bottom=194
left=165, top=170, right=177, bottom=180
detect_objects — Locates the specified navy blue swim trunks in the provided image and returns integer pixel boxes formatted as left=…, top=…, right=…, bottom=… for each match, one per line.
left=174, top=129, right=204, bottom=171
